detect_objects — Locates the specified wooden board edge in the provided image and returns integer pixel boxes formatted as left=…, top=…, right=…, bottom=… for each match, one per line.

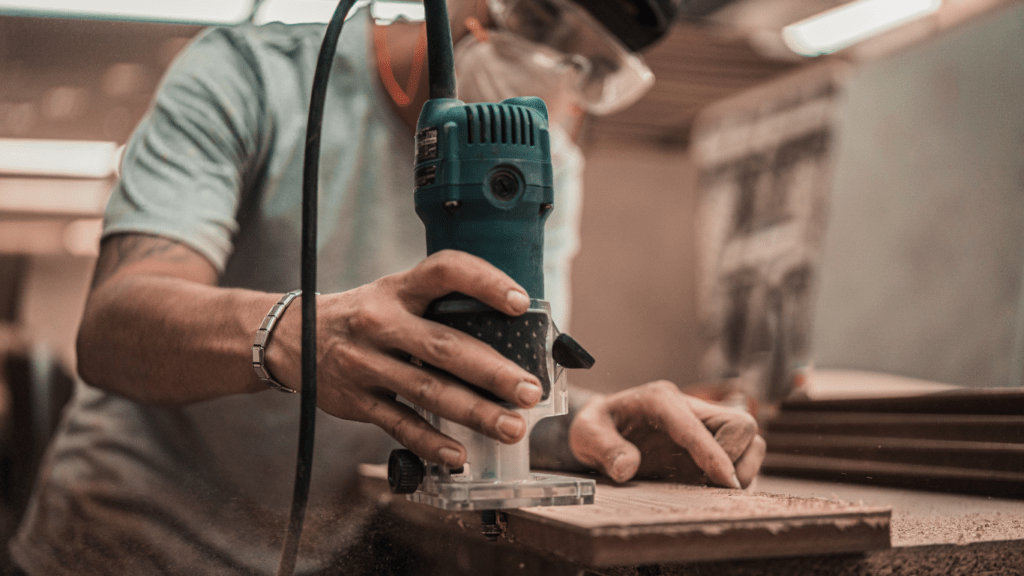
left=505, top=508, right=891, bottom=566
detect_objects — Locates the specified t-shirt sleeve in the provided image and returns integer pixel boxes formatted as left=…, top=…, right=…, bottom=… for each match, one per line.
left=103, top=27, right=269, bottom=273
left=544, top=127, right=585, bottom=330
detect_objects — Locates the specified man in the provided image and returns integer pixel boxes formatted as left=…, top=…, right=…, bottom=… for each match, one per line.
left=10, top=0, right=765, bottom=573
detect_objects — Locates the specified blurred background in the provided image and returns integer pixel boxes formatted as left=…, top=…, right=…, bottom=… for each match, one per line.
left=0, top=0, right=1022, bottom=555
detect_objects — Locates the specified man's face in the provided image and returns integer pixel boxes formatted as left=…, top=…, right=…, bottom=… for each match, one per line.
left=450, top=0, right=656, bottom=117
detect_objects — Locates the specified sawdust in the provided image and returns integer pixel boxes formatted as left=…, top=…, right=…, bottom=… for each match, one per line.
left=892, top=511, right=1024, bottom=547
left=757, top=475, right=1024, bottom=547
left=607, top=539, right=1024, bottom=576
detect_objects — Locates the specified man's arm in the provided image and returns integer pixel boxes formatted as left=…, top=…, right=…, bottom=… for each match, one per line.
left=77, top=233, right=269, bottom=404
left=77, top=233, right=549, bottom=470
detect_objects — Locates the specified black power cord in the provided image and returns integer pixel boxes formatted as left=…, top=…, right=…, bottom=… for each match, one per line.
left=276, top=1, right=358, bottom=574
left=422, top=0, right=456, bottom=100
left=278, top=0, right=458, bottom=573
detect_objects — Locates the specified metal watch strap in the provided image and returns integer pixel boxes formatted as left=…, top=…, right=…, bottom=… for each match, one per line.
left=252, top=289, right=302, bottom=393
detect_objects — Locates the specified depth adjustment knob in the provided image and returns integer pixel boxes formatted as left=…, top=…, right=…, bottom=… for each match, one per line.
left=388, top=449, right=425, bottom=495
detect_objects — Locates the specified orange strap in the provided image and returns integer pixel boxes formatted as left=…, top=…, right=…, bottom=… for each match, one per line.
left=375, top=23, right=427, bottom=107
left=464, top=15, right=489, bottom=43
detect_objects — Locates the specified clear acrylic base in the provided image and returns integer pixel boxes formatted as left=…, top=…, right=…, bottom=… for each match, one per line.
left=407, top=472, right=596, bottom=511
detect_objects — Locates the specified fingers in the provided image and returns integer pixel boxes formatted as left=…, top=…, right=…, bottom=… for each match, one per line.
left=331, top=254, right=542, bottom=410
left=686, top=396, right=762, bottom=487
left=380, top=314, right=543, bottom=410
left=366, top=352, right=530, bottom=445
left=734, top=435, right=766, bottom=488
left=688, top=398, right=759, bottom=463
left=361, top=394, right=467, bottom=468
left=580, top=382, right=754, bottom=488
left=633, top=382, right=740, bottom=489
left=713, top=416, right=758, bottom=464
left=568, top=399, right=642, bottom=483
left=315, top=250, right=540, bottom=467
left=398, top=250, right=531, bottom=316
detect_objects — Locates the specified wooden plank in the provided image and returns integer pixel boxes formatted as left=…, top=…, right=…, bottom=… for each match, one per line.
left=780, top=389, right=1024, bottom=415
left=507, top=482, right=890, bottom=566
left=359, top=465, right=890, bottom=568
left=764, top=389, right=1024, bottom=496
left=767, top=412, right=1024, bottom=443
left=767, top=433, right=1024, bottom=471
left=763, top=453, right=1024, bottom=497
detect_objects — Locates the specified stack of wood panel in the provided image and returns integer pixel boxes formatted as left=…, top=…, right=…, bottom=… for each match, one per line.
left=763, top=388, right=1024, bottom=497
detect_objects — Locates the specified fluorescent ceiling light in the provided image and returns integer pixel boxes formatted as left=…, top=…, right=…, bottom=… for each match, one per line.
left=783, top=0, right=942, bottom=57
left=371, top=0, right=424, bottom=24
left=0, top=139, right=119, bottom=179
left=0, top=0, right=253, bottom=23
left=253, top=0, right=423, bottom=25
left=254, top=0, right=358, bottom=25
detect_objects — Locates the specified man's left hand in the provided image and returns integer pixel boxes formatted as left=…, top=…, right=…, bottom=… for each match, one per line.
left=568, top=381, right=766, bottom=488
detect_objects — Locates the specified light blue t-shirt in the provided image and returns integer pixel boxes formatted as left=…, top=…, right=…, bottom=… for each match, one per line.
left=11, top=8, right=583, bottom=576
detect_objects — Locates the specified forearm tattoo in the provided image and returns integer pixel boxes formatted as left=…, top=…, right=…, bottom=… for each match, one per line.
left=91, top=234, right=194, bottom=288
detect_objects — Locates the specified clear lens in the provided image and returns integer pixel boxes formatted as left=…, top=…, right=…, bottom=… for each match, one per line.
left=458, top=30, right=589, bottom=106
left=487, top=0, right=654, bottom=114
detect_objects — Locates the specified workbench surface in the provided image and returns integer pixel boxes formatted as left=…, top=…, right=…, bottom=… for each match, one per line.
left=755, top=475, right=1024, bottom=547
left=357, top=467, right=1024, bottom=576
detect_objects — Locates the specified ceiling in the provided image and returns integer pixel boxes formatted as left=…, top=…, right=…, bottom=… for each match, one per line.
left=0, top=8, right=801, bottom=149
left=588, top=0, right=1019, bottom=146
left=586, top=18, right=801, bottom=147
left=0, top=0, right=1014, bottom=148
left=0, top=16, right=201, bottom=143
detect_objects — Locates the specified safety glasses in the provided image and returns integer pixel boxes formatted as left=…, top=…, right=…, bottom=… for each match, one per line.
left=485, top=0, right=655, bottom=114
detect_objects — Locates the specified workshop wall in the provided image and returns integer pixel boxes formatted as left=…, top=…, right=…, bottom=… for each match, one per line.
left=569, top=2, right=1024, bottom=399
left=569, top=141, right=701, bottom=395
left=811, top=3, right=1024, bottom=388
left=18, top=255, right=93, bottom=372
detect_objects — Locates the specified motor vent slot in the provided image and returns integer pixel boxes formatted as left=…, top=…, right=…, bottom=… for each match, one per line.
left=465, top=104, right=536, bottom=147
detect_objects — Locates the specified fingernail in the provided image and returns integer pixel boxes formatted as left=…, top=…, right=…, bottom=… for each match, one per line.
left=730, top=473, right=742, bottom=490
left=515, top=381, right=542, bottom=406
left=439, top=447, right=462, bottom=468
left=496, top=414, right=525, bottom=442
left=610, top=453, right=631, bottom=483
left=506, top=289, right=530, bottom=313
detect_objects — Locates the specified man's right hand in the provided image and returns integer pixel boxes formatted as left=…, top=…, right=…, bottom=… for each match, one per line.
left=268, top=249, right=543, bottom=469
left=78, top=235, right=541, bottom=470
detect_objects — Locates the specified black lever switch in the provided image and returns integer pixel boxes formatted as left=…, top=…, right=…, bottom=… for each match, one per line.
left=552, top=333, right=595, bottom=369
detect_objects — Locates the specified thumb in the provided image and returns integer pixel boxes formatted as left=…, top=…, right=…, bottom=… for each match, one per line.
left=569, top=406, right=642, bottom=483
